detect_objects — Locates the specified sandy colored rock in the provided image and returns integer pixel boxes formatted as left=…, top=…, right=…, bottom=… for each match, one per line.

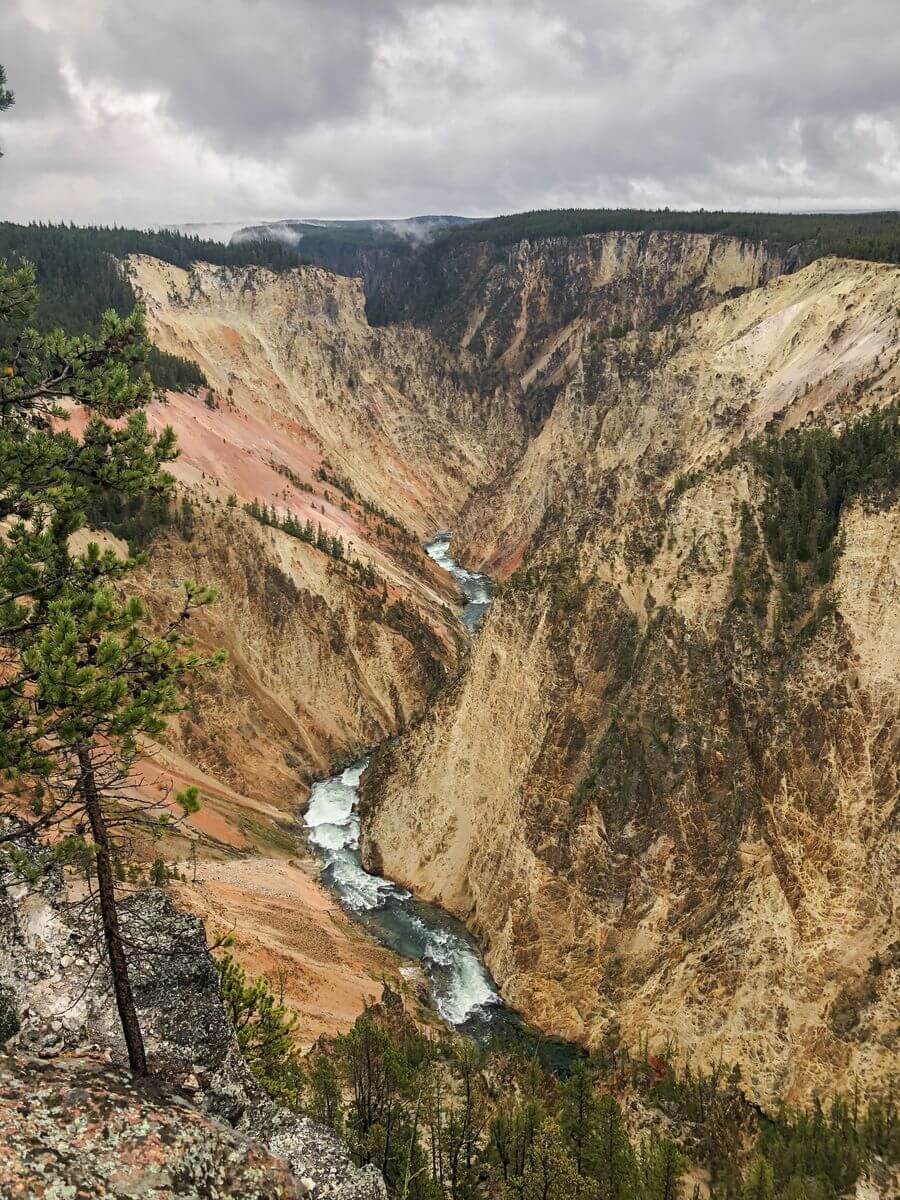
left=363, top=256, right=900, bottom=1106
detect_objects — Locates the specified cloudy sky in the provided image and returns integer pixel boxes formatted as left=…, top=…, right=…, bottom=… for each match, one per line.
left=2, top=0, right=899, bottom=229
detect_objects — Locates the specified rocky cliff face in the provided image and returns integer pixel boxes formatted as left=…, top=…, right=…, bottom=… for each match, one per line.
left=128, top=255, right=522, bottom=538
left=118, top=253, right=524, bottom=810
left=138, top=503, right=458, bottom=816
left=361, top=256, right=900, bottom=1107
left=353, top=231, right=793, bottom=426
left=457, top=255, right=900, bottom=572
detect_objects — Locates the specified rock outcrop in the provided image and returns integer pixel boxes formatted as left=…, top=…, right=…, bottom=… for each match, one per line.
left=0, top=1054, right=309, bottom=1200
left=0, top=856, right=384, bottom=1198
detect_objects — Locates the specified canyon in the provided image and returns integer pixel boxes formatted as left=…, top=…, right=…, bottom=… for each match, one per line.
left=361, top=250, right=900, bottom=1108
left=49, top=232, right=897, bottom=1110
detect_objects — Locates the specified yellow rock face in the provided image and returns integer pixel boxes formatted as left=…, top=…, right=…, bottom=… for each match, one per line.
left=362, top=255, right=900, bottom=1105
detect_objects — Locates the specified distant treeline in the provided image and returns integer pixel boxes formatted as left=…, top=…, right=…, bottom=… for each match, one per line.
left=431, top=207, right=900, bottom=265
left=4, top=209, right=898, bottom=378
left=0, top=222, right=312, bottom=391
left=234, top=220, right=413, bottom=251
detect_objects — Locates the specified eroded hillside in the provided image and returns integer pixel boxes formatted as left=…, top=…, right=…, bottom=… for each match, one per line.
left=128, top=254, right=522, bottom=536
left=361, top=256, right=900, bottom=1106
left=79, top=255, right=523, bottom=1042
left=345, top=231, right=794, bottom=426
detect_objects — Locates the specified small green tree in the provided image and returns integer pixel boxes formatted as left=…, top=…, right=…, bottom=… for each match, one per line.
left=308, top=1050, right=344, bottom=1130
left=587, top=1094, right=637, bottom=1200
left=637, top=1137, right=685, bottom=1200
left=338, top=1016, right=409, bottom=1166
left=742, top=1154, right=775, bottom=1200
left=218, top=951, right=304, bottom=1108
left=516, top=1119, right=595, bottom=1200
left=560, top=1060, right=599, bottom=1179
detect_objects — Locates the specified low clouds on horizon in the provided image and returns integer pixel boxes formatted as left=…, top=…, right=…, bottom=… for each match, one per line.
left=2, top=0, right=899, bottom=227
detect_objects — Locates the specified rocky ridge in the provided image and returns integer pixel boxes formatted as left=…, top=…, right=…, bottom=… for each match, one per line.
left=127, top=254, right=523, bottom=537
left=0, top=849, right=384, bottom=1198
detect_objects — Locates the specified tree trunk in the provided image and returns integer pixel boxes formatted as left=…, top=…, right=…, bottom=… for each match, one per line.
left=78, top=746, right=148, bottom=1076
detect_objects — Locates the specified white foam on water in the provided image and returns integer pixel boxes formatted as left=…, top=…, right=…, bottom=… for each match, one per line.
left=328, top=849, right=405, bottom=912
left=303, top=564, right=501, bottom=1026
left=341, top=760, right=368, bottom=788
left=305, top=759, right=411, bottom=913
left=308, top=817, right=358, bottom=852
left=404, top=914, right=501, bottom=1024
left=306, top=780, right=355, bottom=828
left=426, top=534, right=492, bottom=627
left=425, top=534, right=453, bottom=565
left=435, top=943, right=501, bottom=1025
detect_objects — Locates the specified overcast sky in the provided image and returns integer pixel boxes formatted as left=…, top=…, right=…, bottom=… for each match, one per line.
left=2, top=0, right=898, bottom=229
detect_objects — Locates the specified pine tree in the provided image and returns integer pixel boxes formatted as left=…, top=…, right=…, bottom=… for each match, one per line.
left=308, top=1051, right=344, bottom=1130
left=218, top=951, right=304, bottom=1108
left=518, top=1119, right=595, bottom=1200
left=741, top=1154, right=774, bottom=1200
left=0, top=64, right=13, bottom=158
left=588, top=1094, right=637, bottom=1200
left=0, top=124, right=222, bottom=1075
left=560, top=1060, right=598, bottom=1178
left=637, top=1137, right=684, bottom=1200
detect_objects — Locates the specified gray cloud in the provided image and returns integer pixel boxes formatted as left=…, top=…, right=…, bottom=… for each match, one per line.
left=1, top=0, right=898, bottom=226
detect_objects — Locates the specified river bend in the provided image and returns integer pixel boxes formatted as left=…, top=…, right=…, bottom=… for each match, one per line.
left=304, top=535, right=502, bottom=1033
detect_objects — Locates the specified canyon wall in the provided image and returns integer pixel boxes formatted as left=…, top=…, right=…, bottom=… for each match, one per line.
left=362, top=256, right=900, bottom=1105
left=343, top=230, right=794, bottom=426
left=128, top=254, right=522, bottom=538
left=76, top=243, right=898, bottom=1101
left=91, top=255, right=523, bottom=1041
left=121, top=254, right=527, bottom=812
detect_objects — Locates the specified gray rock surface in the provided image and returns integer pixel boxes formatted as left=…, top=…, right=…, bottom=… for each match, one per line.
left=0, top=846, right=385, bottom=1199
left=0, top=1052, right=308, bottom=1200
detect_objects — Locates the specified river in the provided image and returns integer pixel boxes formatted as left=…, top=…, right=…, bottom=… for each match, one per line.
left=304, top=534, right=576, bottom=1067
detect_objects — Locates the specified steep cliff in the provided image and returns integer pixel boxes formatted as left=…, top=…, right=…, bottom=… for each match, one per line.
left=127, top=254, right=522, bottom=537
left=74, top=255, right=523, bottom=1044
left=347, top=231, right=793, bottom=426
left=119, top=255, right=521, bottom=805
left=361, top=256, right=900, bottom=1106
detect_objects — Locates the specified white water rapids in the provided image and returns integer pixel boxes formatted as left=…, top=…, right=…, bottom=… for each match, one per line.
left=424, top=533, right=492, bottom=632
left=303, top=535, right=501, bottom=1029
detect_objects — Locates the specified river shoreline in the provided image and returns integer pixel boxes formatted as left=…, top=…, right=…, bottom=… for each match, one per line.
left=302, top=535, right=579, bottom=1070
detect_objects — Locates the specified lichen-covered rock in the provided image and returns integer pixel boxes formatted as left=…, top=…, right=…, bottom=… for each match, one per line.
left=0, top=854, right=385, bottom=1198
left=0, top=1053, right=305, bottom=1199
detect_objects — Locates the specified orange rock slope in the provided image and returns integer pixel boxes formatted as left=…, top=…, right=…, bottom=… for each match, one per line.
left=83, top=254, right=523, bottom=1041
